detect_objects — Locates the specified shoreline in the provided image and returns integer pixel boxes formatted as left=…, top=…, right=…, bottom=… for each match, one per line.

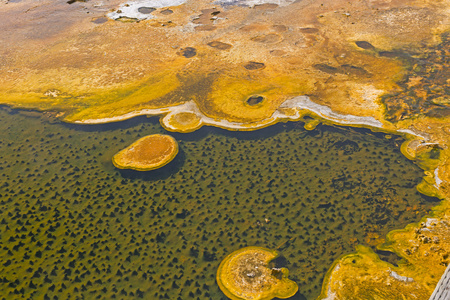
left=72, top=96, right=425, bottom=136
left=60, top=96, right=449, bottom=192
left=73, top=95, right=446, bottom=210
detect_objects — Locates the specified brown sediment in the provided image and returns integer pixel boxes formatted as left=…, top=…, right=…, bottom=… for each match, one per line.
left=160, top=9, right=173, bottom=15
left=91, top=17, right=109, bottom=24
left=272, top=25, right=287, bottom=33
left=192, top=8, right=222, bottom=25
left=243, top=61, right=266, bottom=70
left=355, top=41, right=375, bottom=50
left=251, top=33, right=282, bottom=44
left=253, top=3, right=278, bottom=10
left=269, top=50, right=286, bottom=56
left=177, top=47, right=197, bottom=58
left=207, top=41, right=232, bottom=50
left=112, top=134, right=178, bottom=171
left=300, top=27, right=319, bottom=34
left=195, top=25, right=216, bottom=31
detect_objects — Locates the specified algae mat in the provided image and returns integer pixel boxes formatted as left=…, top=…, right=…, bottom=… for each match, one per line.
left=0, top=107, right=437, bottom=299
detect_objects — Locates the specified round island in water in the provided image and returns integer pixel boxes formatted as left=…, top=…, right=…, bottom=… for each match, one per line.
left=112, top=134, right=178, bottom=171
left=217, top=246, right=298, bottom=300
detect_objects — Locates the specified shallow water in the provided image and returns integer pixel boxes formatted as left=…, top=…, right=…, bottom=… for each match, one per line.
left=0, top=107, right=437, bottom=299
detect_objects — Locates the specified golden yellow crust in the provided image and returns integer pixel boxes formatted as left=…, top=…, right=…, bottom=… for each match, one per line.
left=112, top=134, right=178, bottom=171
left=217, top=246, right=298, bottom=300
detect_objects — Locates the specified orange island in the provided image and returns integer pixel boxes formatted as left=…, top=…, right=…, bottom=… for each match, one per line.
left=112, top=134, right=178, bottom=171
left=217, top=246, right=298, bottom=300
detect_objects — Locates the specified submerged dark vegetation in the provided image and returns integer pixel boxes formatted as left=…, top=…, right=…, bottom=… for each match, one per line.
left=0, top=106, right=437, bottom=299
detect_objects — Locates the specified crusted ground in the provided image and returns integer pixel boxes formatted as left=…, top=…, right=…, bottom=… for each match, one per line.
left=1, top=0, right=448, bottom=126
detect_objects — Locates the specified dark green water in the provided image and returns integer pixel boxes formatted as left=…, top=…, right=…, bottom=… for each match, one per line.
left=0, top=107, right=437, bottom=299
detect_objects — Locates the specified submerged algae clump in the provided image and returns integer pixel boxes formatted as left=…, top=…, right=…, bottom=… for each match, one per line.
left=217, top=246, right=298, bottom=300
left=112, top=134, right=178, bottom=171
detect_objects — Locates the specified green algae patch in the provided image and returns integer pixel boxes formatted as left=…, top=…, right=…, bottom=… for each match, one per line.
left=217, top=247, right=298, bottom=300
left=112, top=134, right=178, bottom=171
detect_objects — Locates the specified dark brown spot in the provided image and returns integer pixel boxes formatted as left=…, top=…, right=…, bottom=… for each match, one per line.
left=339, top=64, right=369, bottom=76
left=200, top=8, right=219, bottom=14
left=251, top=34, right=281, bottom=44
left=426, top=107, right=450, bottom=118
left=270, top=50, right=286, bottom=56
left=244, top=62, right=265, bottom=70
left=314, top=64, right=339, bottom=74
left=300, top=28, right=319, bottom=34
left=91, top=17, right=108, bottom=24
left=160, top=9, right=173, bottom=15
left=379, top=51, right=398, bottom=58
left=178, top=47, right=197, bottom=58
left=67, top=0, right=86, bottom=4
left=207, top=41, right=232, bottom=50
left=253, top=3, right=278, bottom=9
left=314, top=64, right=369, bottom=76
left=272, top=25, right=287, bottom=32
left=318, top=202, right=332, bottom=208
left=194, top=25, right=216, bottom=31
left=247, top=96, right=264, bottom=106
left=240, top=24, right=266, bottom=32
left=355, top=41, right=375, bottom=50
left=138, top=7, right=156, bottom=14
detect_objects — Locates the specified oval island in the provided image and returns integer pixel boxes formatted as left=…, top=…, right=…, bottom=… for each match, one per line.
left=217, top=246, right=298, bottom=300
left=112, top=134, right=178, bottom=171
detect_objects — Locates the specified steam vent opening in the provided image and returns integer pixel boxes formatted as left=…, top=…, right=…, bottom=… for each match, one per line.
left=0, top=106, right=439, bottom=300
left=246, top=95, right=264, bottom=106
left=137, top=7, right=156, bottom=14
